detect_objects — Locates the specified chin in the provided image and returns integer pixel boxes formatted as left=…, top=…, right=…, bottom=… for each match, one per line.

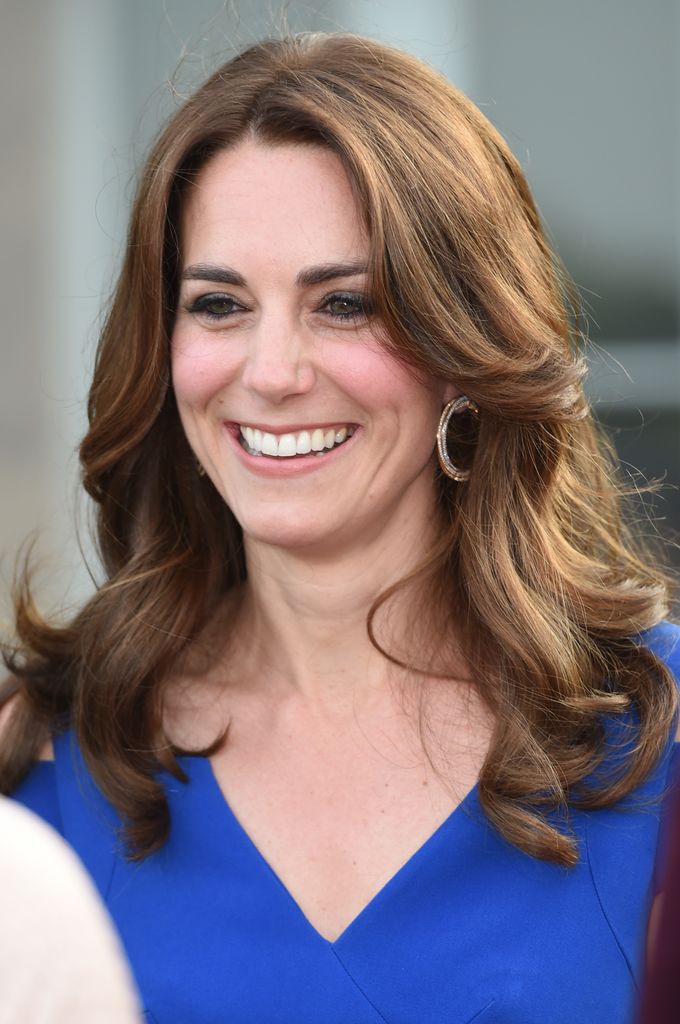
left=238, top=512, right=341, bottom=553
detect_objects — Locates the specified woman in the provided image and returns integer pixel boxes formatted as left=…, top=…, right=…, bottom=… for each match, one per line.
left=2, top=33, right=679, bottom=1023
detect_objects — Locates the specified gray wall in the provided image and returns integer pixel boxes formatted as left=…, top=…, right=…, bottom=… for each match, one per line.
left=2, top=0, right=678, bottom=624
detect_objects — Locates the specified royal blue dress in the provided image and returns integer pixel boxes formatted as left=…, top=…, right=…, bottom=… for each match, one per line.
left=10, top=622, right=680, bottom=1024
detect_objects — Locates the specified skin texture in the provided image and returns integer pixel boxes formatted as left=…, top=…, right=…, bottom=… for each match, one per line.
left=166, top=140, right=489, bottom=941
left=172, top=140, right=457, bottom=561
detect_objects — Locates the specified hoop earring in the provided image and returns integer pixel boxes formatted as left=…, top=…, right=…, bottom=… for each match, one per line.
left=436, top=395, right=479, bottom=481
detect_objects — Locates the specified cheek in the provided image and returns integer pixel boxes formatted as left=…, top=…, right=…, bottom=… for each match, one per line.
left=330, top=340, right=402, bottom=403
left=339, top=342, right=443, bottom=432
left=170, top=331, right=239, bottom=410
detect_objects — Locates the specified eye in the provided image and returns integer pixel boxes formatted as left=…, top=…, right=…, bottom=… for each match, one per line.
left=184, top=293, right=245, bottom=320
left=320, top=292, right=373, bottom=322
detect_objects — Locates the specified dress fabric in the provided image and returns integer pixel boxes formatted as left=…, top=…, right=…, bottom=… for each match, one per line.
left=10, top=621, right=680, bottom=1024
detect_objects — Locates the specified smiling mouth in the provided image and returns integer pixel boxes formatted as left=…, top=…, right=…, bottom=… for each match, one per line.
left=238, top=425, right=356, bottom=458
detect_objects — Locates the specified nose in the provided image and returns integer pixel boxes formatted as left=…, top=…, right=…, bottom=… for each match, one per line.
left=240, top=315, right=316, bottom=404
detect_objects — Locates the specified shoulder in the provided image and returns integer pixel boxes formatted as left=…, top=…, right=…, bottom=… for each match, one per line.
left=636, top=620, right=680, bottom=674
left=581, top=623, right=680, bottom=980
left=635, top=621, right=680, bottom=740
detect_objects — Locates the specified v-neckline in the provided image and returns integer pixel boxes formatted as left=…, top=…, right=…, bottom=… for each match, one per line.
left=180, top=752, right=481, bottom=946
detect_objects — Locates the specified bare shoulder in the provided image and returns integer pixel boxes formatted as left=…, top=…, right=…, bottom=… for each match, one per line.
left=0, top=686, right=54, bottom=761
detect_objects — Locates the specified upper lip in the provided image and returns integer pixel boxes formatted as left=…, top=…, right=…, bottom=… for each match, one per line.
left=226, top=420, right=358, bottom=434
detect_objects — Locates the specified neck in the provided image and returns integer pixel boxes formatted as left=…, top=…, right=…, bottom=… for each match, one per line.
left=235, top=497, right=444, bottom=712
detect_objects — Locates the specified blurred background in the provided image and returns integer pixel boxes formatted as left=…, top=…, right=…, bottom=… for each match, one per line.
left=1, top=0, right=678, bottom=625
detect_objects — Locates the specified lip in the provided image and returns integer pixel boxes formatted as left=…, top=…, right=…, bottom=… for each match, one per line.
left=222, top=421, right=360, bottom=478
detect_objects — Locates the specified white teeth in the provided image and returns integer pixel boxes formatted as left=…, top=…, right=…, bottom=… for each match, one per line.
left=277, top=433, right=297, bottom=457
left=238, top=424, right=355, bottom=458
left=310, top=428, right=325, bottom=452
left=296, top=430, right=311, bottom=454
left=261, top=432, right=278, bottom=456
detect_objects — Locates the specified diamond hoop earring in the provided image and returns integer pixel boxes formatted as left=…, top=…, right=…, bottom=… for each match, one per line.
left=436, top=395, right=479, bottom=481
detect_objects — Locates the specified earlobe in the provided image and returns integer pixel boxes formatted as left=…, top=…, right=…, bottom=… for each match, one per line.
left=443, top=383, right=461, bottom=404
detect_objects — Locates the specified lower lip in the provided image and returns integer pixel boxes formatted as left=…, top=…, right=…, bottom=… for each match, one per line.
left=223, top=425, right=359, bottom=478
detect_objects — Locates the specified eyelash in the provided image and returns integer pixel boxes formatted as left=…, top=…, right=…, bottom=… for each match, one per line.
left=183, top=291, right=373, bottom=323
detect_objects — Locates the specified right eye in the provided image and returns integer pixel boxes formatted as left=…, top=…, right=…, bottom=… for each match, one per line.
left=184, top=293, right=245, bottom=320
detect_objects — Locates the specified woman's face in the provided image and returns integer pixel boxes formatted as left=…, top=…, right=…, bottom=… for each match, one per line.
left=171, top=139, right=456, bottom=553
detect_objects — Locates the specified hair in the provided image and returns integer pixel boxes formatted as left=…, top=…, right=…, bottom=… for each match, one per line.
left=2, top=33, right=676, bottom=865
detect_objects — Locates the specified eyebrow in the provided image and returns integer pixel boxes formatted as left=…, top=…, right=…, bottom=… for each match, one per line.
left=181, top=259, right=369, bottom=289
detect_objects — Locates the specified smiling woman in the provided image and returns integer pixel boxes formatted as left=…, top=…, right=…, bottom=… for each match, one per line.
left=172, top=141, right=454, bottom=548
left=1, top=32, right=679, bottom=1024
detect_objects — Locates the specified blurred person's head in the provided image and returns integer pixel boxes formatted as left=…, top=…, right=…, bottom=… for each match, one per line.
left=0, top=797, right=139, bottom=1022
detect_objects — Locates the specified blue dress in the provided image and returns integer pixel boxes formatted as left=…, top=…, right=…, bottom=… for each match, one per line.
left=11, top=622, right=680, bottom=1024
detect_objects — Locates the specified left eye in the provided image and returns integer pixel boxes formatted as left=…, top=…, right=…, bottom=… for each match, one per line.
left=185, top=294, right=242, bottom=319
left=322, top=293, right=372, bottom=321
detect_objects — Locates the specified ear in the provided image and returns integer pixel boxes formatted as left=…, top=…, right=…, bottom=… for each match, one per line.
left=443, top=382, right=461, bottom=404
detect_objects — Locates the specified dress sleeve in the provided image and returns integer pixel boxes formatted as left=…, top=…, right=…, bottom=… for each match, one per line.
left=10, top=761, right=63, bottom=836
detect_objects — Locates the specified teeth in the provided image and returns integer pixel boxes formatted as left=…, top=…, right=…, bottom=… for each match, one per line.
left=310, top=428, right=325, bottom=452
left=261, top=432, right=278, bottom=456
left=277, top=433, right=297, bottom=457
left=296, top=430, right=311, bottom=455
left=238, top=424, right=355, bottom=458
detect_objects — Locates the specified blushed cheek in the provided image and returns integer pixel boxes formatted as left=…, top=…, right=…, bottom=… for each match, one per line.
left=331, top=342, right=403, bottom=404
left=339, top=342, right=442, bottom=425
left=171, top=355, right=209, bottom=409
left=170, top=335, right=237, bottom=410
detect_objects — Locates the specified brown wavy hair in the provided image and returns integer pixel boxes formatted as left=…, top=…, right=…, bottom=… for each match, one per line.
left=2, top=33, right=677, bottom=864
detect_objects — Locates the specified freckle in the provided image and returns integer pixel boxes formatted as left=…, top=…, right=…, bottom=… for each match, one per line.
left=422, top=779, right=428, bottom=786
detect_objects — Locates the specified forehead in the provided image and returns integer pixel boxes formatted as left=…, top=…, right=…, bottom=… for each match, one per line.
left=179, top=140, right=368, bottom=269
